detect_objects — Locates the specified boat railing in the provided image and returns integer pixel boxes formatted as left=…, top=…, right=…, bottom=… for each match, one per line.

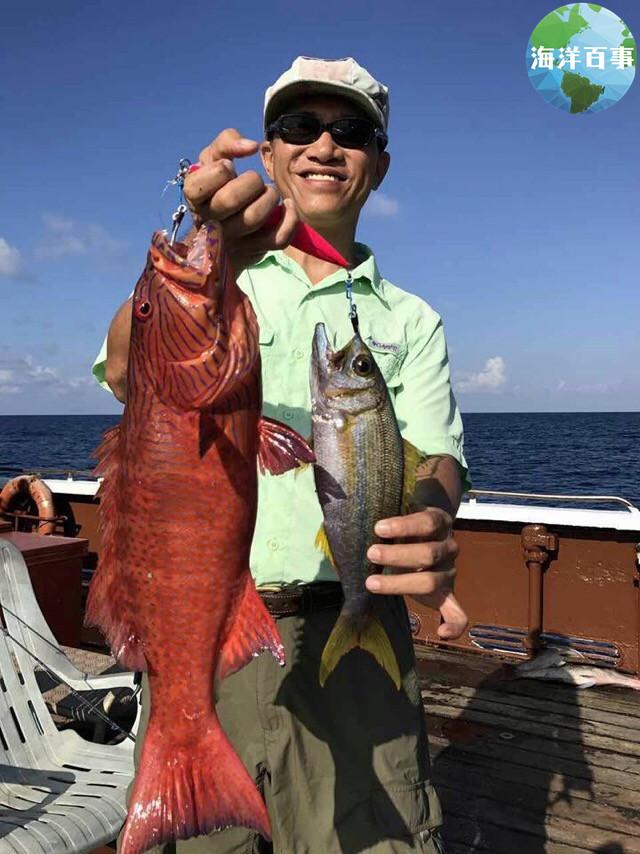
left=0, top=467, right=96, bottom=482
left=466, top=488, right=639, bottom=513
left=2, top=469, right=638, bottom=515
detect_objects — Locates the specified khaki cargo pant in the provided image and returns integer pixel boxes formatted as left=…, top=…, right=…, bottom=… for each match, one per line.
left=124, top=593, right=444, bottom=854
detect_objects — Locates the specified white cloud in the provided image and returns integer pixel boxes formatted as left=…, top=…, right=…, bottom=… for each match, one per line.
left=0, top=238, right=25, bottom=278
left=456, top=356, right=506, bottom=393
left=574, top=381, right=620, bottom=394
left=364, top=192, right=399, bottom=218
left=551, top=378, right=621, bottom=395
left=0, top=355, right=90, bottom=396
left=37, top=214, right=127, bottom=259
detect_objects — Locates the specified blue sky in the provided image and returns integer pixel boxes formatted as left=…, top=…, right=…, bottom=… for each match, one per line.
left=1, top=0, right=638, bottom=414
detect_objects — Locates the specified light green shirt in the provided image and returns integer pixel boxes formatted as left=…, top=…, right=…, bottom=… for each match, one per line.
left=92, top=243, right=470, bottom=585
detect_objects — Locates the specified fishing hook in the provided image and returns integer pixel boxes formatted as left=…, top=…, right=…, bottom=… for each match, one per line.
left=165, top=157, right=192, bottom=246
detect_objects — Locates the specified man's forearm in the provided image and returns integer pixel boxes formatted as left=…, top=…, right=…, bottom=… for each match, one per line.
left=104, top=298, right=133, bottom=403
left=413, top=454, right=463, bottom=519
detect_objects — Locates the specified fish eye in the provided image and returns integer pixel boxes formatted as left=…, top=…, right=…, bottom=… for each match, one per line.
left=135, top=300, right=153, bottom=320
left=352, top=355, right=372, bottom=376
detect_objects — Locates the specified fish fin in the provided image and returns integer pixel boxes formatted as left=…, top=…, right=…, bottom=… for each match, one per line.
left=257, top=416, right=315, bottom=476
left=358, top=616, right=402, bottom=690
left=119, top=714, right=271, bottom=854
left=401, top=438, right=427, bottom=515
left=198, top=412, right=221, bottom=458
left=320, top=614, right=401, bottom=690
left=217, top=573, right=285, bottom=681
left=314, top=524, right=336, bottom=567
left=86, top=423, right=147, bottom=671
left=84, top=568, right=146, bottom=671
left=92, top=424, right=120, bottom=480
left=293, top=437, right=314, bottom=478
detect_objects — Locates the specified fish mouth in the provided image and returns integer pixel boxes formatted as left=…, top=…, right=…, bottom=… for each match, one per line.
left=312, top=323, right=332, bottom=377
left=151, top=224, right=219, bottom=293
left=323, top=386, right=366, bottom=399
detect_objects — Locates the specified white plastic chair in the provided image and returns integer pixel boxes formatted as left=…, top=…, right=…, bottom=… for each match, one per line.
left=0, top=538, right=136, bottom=852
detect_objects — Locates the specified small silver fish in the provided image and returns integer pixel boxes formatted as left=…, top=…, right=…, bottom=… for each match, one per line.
left=310, top=322, right=424, bottom=688
left=514, top=648, right=640, bottom=690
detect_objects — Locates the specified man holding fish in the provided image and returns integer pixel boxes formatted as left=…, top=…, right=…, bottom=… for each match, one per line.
left=95, top=56, right=470, bottom=854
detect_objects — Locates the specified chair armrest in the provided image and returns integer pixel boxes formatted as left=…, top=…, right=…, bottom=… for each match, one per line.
left=79, top=672, right=138, bottom=691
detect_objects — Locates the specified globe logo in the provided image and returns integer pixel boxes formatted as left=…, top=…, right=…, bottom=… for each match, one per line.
left=527, top=4, right=636, bottom=113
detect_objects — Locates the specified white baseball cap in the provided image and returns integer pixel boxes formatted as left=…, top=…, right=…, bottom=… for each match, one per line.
left=264, top=56, right=390, bottom=132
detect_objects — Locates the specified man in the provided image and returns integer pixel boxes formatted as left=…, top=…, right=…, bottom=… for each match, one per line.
left=94, top=57, right=470, bottom=854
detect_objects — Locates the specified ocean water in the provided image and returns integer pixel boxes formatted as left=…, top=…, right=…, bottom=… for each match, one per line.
left=0, top=412, right=638, bottom=508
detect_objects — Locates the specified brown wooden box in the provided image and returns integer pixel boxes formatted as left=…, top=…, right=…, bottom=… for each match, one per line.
left=0, top=532, right=88, bottom=647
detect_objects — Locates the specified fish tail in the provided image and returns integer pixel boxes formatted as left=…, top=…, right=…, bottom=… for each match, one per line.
left=319, top=613, right=401, bottom=690
left=119, top=715, right=271, bottom=854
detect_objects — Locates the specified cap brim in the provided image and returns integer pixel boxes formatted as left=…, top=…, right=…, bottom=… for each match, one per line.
left=264, top=80, right=385, bottom=130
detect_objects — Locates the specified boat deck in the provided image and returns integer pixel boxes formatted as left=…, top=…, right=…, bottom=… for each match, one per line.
left=417, top=648, right=640, bottom=854
left=49, top=646, right=640, bottom=852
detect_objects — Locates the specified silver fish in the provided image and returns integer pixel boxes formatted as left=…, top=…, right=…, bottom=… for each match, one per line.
left=310, top=322, right=423, bottom=688
left=514, top=648, right=640, bottom=690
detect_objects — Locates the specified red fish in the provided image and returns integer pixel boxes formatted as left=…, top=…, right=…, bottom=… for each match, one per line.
left=86, top=223, right=314, bottom=854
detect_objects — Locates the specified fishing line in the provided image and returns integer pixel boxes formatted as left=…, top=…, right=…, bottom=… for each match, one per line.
left=0, top=603, right=137, bottom=742
left=159, top=157, right=192, bottom=246
left=345, top=270, right=360, bottom=334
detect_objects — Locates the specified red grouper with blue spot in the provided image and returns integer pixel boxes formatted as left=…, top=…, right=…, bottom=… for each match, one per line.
left=85, top=222, right=315, bottom=854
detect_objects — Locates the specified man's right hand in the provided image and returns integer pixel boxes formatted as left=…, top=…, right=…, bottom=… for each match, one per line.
left=183, top=128, right=299, bottom=274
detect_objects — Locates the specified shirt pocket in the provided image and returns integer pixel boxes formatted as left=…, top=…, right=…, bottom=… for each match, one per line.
left=366, top=337, right=404, bottom=389
left=258, top=321, right=275, bottom=349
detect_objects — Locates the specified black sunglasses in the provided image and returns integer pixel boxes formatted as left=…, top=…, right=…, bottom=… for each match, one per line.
left=266, top=113, right=388, bottom=151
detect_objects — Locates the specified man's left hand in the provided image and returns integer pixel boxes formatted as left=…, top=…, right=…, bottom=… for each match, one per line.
left=365, top=507, right=468, bottom=640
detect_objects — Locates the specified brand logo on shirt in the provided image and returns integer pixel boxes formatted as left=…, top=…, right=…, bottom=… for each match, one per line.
left=367, top=337, right=400, bottom=355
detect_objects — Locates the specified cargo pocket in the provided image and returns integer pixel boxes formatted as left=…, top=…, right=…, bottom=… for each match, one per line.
left=371, top=778, right=443, bottom=839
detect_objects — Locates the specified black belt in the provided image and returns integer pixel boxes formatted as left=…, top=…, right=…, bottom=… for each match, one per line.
left=259, top=582, right=343, bottom=618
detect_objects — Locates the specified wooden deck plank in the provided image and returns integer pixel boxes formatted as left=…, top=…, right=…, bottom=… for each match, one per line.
left=429, top=714, right=640, bottom=777
left=446, top=840, right=594, bottom=854
left=435, top=759, right=640, bottom=836
left=427, top=683, right=640, bottom=735
left=422, top=688, right=640, bottom=751
left=423, top=699, right=640, bottom=758
left=429, top=734, right=640, bottom=797
left=439, top=784, right=640, bottom=853
left=480, top=679, right=640, bottom=718
left=442, top=814, right=613, bottom=854
left=430, top=737, right=639, bottom=811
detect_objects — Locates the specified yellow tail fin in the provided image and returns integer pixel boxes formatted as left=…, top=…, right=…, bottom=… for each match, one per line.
left=319, top=614, right=401, bottom=690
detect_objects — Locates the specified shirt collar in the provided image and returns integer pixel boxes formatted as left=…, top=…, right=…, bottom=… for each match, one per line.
left=252, top=242, right=386, bottom=302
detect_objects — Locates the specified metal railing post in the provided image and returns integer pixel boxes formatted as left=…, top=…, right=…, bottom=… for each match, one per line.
left=521, top=524, right=558, bottom=655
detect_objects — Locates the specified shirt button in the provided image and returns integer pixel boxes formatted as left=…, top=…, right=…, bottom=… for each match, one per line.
left=267, top=538, right=279, bottom=551
left=283, top=409, right=293, bottom=420
left=294, top=349, right=304, bottom=360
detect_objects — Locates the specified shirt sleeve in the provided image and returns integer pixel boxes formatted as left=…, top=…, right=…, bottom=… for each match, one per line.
left=393, top=305, right=472, bottom=492
left=91, top=333, right=111, bottom=392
